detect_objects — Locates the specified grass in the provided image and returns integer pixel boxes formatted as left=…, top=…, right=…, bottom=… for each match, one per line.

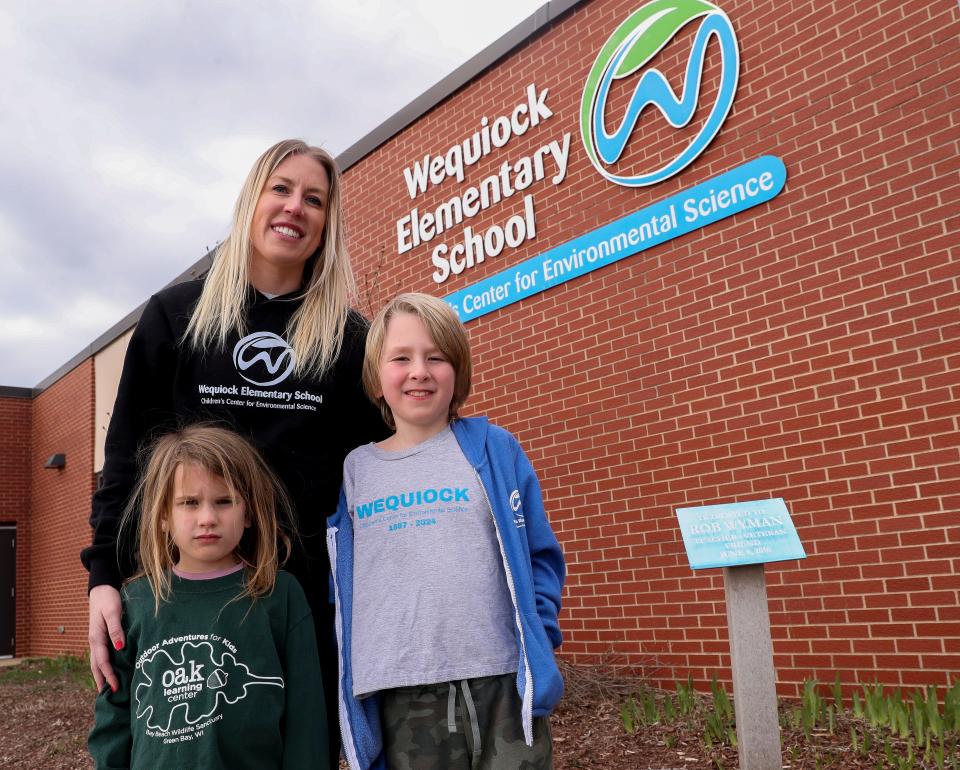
left=614, top=673, right=960, bottom=769
left=0, top=654, right=93, bottom=688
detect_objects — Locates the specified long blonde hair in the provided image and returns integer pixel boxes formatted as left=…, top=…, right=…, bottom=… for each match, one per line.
left=185, top=139, right=356, bottom=379
left=125, top=424, right=293, bottom=612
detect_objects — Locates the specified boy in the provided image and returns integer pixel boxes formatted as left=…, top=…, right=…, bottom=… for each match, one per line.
left=327, top=293, right=565, bottom=769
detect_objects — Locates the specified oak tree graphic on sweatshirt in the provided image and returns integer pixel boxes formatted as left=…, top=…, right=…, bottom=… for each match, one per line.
left=135, top=641, right=283, bottom=732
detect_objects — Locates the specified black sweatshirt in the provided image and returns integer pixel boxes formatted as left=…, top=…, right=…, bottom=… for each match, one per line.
left=81, top=279, right=386, bottom=618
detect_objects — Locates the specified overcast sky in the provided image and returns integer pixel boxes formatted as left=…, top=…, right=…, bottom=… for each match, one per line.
left=0, top=0, right=549, bottom=389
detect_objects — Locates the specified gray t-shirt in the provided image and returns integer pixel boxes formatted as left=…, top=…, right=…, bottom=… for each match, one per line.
left=344, top=426, right=518, bottom=697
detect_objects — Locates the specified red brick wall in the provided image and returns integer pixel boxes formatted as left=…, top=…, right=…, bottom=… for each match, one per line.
left=29, top=362, right=95, bottom=656
left=0, top=395, right=32, bottom=655
left=340, top=0, right=960, bottom=696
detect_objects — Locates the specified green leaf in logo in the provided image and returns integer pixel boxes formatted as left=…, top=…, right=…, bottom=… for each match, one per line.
left=580, top=0, right=720, bottom=169
left=612, top=0, right=717, bottom=79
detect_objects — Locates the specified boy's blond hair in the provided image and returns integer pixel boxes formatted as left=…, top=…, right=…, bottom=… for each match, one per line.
left=362, top=293, right=472, bottom=429
left=123, top=424, right=292, bottom=613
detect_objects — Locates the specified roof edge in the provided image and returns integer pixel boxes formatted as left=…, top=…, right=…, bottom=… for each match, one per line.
left=0, top=385, right=34, bottom=399
left=29, top=253, right=213, bottom=395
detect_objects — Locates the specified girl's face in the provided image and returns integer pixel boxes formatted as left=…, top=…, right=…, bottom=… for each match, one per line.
left=167, top=463, right=249, bottom=573
left=248, top=153, right=330, bottom=292
left=377, top=312, right=456, bottom=444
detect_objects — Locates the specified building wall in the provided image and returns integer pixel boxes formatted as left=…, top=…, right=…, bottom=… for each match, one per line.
left=3, top=0, right=957, bottom=697
left=94, top=329, right=132, bottom=473
left=29, top=362, right=95, bottom=655
left=0, top=393, right=32, bottom=654
left=340, top=0, right=960, bottom=695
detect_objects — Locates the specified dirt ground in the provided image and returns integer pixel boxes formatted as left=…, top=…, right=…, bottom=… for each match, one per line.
left=0, top=656, right=955, bottom=769
left=0, top=659, right=720, bottom=769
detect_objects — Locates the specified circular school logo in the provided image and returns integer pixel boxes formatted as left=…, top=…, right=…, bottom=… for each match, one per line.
left=232, top=332, right=295, bottom=387
left=580, top=0, right=740, bottom=187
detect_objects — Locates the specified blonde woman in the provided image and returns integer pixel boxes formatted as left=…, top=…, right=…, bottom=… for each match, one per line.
left=82, top=139, right=384, bottom=764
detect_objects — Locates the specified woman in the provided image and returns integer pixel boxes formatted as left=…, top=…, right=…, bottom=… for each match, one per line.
left=82, top=139, right=385, bottom=763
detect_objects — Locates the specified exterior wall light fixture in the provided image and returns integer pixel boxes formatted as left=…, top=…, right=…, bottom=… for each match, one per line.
left=44, top=453, right=66, bottom=469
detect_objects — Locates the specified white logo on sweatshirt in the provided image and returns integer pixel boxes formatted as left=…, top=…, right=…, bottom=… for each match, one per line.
left=509, top=490, right=526, bottom=528
left=232, top=332, right=295, bottom=387
left=135, top=640, right=283, bottom=737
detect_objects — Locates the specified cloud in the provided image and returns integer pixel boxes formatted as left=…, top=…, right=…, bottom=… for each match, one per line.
left=0, top=0, right=546, bottom=387
left=0, top=292, right=133, bottom=387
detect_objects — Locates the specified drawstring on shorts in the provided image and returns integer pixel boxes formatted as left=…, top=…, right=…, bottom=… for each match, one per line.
left=447, top=679, right=482, bottom=762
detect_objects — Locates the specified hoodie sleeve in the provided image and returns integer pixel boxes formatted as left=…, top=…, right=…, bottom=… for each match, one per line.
left=81, top=294, right=179, bottom=590
left=327, top=482, right=386, bottom=769
left=515, top=441, right=566, bottom=649
left=88, top=604, right=137, bottom=768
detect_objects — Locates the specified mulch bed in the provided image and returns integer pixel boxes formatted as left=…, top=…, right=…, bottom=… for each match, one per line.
left=0, top=659, right=93, bottom=769
left=0, top=657, right=952, bottom=769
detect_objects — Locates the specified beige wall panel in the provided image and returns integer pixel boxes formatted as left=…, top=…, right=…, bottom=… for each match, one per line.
left=93, top=328, right=133, bottom=473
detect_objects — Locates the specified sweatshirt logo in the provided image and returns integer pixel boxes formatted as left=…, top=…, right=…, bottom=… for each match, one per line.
left=135, top=640, right=283, bottom=737
left=232, top=332, right=295, bottom=387
left=510, top=489, right=525, bottom=528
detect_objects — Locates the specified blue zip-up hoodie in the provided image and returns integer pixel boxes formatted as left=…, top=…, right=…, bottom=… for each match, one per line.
left=326, top=417, right=566, bottom=770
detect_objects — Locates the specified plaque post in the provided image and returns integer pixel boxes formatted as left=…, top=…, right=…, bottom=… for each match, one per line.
left=724, top=563, right=782, bottom=770
left=675, top=498, right=804, bottom=770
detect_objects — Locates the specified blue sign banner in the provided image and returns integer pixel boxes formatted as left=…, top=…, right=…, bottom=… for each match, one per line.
left=675, top=498, right=805, bottom=570
left=445, top=155, right=787, bottom=321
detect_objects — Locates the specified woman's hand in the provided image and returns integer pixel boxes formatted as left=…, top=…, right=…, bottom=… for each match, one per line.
left=89, top=585, right=124, bottom=692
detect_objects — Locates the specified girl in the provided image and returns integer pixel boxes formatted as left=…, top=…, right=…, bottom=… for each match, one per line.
left=82, top=139, right=386, bottom=764
left=88, top=424, right=329, bottom=769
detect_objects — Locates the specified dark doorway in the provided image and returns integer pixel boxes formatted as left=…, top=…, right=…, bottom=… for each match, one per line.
left=0, top=526, right=14, bottom=657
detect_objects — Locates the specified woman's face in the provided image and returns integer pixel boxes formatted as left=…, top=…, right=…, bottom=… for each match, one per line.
left=249, top=153, right=330, bottom=288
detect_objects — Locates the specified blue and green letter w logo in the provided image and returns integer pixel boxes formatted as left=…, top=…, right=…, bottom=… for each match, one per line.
left=580, top=0, right=739, bottom=187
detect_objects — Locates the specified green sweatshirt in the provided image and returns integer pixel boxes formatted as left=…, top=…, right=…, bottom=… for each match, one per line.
left=88, top=569, right=329, bottom=769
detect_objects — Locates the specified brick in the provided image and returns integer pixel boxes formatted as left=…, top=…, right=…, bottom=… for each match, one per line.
left=3, top=0, right=957, bottom=697
left=920, top=655, right=960, bottom=671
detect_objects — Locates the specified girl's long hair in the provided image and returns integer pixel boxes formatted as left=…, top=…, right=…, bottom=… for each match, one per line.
left=123, top=424, right=293, bottom=613
left=184, top=139, right=355, bottom=380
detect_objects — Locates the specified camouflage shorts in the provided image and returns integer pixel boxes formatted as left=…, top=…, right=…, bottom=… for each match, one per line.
left=379, top=673, right=553, bottom=769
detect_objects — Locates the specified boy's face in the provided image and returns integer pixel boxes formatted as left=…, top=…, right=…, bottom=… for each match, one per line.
left=377, top=312, right=456, bottom=443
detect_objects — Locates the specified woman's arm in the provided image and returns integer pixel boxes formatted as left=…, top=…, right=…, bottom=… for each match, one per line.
left=88, top=585, right=123, bottom=692
left=81, top=293, right=179, bottom=688
left=515, top=442, right=566, bottom=648
left=88, top=607, right=135, bottom=768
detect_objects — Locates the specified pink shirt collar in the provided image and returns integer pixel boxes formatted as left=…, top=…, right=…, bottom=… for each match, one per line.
left=172, top=562, right=245, bottom=581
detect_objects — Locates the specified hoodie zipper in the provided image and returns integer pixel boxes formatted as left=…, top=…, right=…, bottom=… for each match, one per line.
left=327, top=526, right=361, bottom=770
left=473, top=468, right=535, bottom=745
